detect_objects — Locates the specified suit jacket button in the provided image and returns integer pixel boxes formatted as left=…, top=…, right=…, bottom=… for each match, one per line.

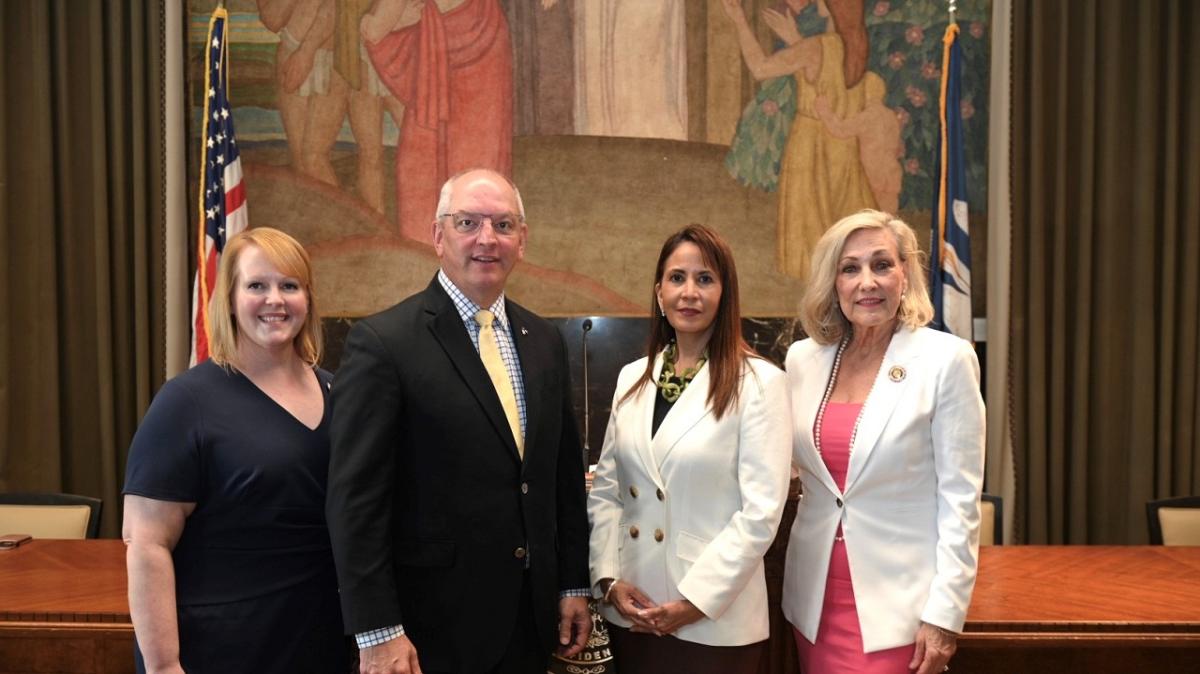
left=514, top=547, right=527, bottom=559
left=521, top=482, right=529, bottom=494
left=654, top=529, right=664, bottom=542
left=656, top=488, right=665, bottom=501
left=836, top=498, right=844, bottom=508
left=630, top=526, right=640, bottom=539
left=630, top=486, right=639, bottom=498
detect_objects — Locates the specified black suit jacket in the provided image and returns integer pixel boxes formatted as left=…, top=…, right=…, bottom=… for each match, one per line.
left=326, top=278, right=589, bottom=672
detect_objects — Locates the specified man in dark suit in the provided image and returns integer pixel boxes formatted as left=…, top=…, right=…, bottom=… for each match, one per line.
left=327, top=169, right=592, bottom=674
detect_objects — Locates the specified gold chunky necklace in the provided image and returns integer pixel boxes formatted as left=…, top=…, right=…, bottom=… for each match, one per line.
left=656, top=343, right=707, bottom=403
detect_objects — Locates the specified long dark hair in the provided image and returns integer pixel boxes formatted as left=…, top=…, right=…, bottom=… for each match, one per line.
left=620, top=224, right=755, bottom=420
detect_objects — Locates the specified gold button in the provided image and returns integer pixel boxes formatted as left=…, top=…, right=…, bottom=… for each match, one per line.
left=514, top=547, right=527, bottom=559
left=630, top=526, right=640, bottom=539
left=630, top=486, right=639, bottom=498
left=656, top=488, right=665, bottom=501
left=654, top=529, right=664, bottom=542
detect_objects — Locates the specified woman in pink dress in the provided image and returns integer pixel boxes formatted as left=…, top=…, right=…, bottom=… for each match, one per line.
left=782, top=210, right=986, bottom=673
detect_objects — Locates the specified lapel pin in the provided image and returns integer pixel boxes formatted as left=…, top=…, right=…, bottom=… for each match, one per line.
left=520, top=327, right=528, bottom=335
left=888, top=366, right=906, bottom=383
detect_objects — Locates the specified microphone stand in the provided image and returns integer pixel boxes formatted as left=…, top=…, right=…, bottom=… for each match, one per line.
left=581, top=318, right=592, bottom=472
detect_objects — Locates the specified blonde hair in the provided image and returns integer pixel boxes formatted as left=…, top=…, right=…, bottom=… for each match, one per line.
left=799, top=210, right=933, bottom=345
left=208, top=227, right=323, bottom=368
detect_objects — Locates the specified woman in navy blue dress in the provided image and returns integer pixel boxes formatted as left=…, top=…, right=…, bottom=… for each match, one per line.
left=123, top=228, right=349, bottom=673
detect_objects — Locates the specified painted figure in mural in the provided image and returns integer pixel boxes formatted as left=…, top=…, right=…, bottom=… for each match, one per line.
left=574, top=0, right=688, bottom=141
left=722, top=0, right=877, bottom=281
left=361, top=0, right=514, bottom=244
left=588, top=225, right=792, bottom=674
left=335, top=0, right=408, bottom=214
left=813, top=72, right=903, bottom=214
left=259, top=0, right=349, bottom=188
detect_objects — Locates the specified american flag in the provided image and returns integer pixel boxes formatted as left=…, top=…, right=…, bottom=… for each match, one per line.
left=929, top=20, right=972, bottom=341
left=191, top=6, right=248, bottom=365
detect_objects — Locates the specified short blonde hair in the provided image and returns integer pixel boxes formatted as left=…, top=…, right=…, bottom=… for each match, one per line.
left=799, top=210, right=933, bottom=345
left=208, top=227, right=323, bottom=368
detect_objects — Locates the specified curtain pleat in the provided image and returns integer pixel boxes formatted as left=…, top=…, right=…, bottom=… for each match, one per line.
left=1011, top=0, right=1200, bottom=543
left=0, top=0, right=166, bottom=537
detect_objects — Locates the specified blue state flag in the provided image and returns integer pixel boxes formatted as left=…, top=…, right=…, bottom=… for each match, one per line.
left=929, top=22, right=972, bottom=341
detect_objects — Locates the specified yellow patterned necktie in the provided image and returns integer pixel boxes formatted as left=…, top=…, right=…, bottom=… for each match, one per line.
left=474, top=309, right=524, bottom=456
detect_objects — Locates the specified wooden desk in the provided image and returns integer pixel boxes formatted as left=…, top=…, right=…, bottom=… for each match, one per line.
left=957, top=545, right=1200, bottom=672
left=4, top=541, right=1199, bottom=673
left=0, top=539, right=132, bottom=674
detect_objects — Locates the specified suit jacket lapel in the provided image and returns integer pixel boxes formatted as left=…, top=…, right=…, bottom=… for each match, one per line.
left=797, top=345, right=840, bottom=495
left=649, top=356, right=712, bottom=476
left=629, top=355, right=666, bottom=491
left=423, top=282, right=521, bottom=463
left=844, top=328, right=919, bottom=493
left=508, top=302, right=541, bottom=467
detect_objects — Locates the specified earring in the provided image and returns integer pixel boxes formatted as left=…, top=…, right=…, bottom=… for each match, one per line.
left=658, top=303, right=665, bottom=317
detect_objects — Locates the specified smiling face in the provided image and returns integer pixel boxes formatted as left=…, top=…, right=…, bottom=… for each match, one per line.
left=433, top=170, right=527, bottom=307
left=835, top=227, right=907, bottom=332
left=655, top=241, right=723, bottom=343
left=232, top=244, right=309, bottom=357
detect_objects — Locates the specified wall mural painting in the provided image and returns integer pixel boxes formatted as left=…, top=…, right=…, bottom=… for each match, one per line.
left=187, top=0, right=992, bottom=318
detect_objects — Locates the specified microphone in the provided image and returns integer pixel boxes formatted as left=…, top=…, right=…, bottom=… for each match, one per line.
left=581, top=319, right=593, bottom=470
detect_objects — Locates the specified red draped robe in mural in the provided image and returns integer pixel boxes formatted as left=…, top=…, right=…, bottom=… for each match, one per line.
left=365, top=0, right=513, bottom=242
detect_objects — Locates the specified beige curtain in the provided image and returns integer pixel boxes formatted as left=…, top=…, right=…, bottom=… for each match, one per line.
left=0, top=0, right=169, bottom=537
left=985, top=0, right=1015, bottom=543
left=1009, top=0, right=1200, bottom=543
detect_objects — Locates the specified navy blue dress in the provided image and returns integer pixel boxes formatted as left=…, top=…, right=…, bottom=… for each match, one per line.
left=123, top=360, right=349, bottom=673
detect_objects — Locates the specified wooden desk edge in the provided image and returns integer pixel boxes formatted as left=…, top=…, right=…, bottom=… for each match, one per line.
left=0, top=621, right=134, bottom=638
left=960, top=632, right=1200, bottom=648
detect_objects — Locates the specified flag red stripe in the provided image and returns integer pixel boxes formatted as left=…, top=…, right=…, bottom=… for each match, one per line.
left=225, top=179, right=246, bottom=214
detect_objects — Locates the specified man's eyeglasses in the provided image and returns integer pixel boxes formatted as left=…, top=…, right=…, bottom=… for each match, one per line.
left=439, top=212, right=523, bottom=236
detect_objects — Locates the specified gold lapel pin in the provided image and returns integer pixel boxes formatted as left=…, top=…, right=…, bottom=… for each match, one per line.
left=888, top=366, right=906, bottom=382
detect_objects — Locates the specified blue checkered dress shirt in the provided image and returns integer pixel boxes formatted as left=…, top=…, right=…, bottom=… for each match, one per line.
left=437, top=270, right=527, bottom=436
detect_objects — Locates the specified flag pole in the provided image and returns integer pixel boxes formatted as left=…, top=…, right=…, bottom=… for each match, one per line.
left=929, top=0, right=971, bottom=340
left=191, top=4, right=248, bottom=364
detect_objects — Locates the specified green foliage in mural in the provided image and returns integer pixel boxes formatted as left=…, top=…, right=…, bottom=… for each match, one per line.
left=870, top=0, right=991, bottom=210
left=726, top=0, right=991, bottom=211
left=724, top=77, right=799, bottom=192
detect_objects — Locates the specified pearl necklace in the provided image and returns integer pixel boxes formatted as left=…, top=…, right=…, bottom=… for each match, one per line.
left=812, top=335, right=880, bottom=458
left=815, top=336, right=867, bottom=544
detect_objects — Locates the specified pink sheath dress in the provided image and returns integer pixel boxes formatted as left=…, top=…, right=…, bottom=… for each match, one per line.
left=794, top=402, right=913, bottom=673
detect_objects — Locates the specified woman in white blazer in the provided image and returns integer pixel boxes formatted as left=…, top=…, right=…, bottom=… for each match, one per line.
left=588, top=225, right=792, bottom=674
left=782, top=210, right=985, bottom=674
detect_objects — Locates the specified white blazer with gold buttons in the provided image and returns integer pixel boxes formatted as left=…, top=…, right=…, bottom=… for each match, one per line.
left=781, top=326, right=985, bottom=652
left=588, top=353, right=792, bottom=647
